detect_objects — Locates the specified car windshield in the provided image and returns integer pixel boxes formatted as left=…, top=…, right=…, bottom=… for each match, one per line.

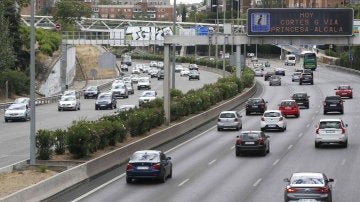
left=240, top=132, right=260, bottom=140
left=292, top=93, right=306, bottom=98
left=130, top=152, right=159, bottom=162
left=86, top=86, right=97, bottom=91
left=264, top=112, right=280, bottom=117
left=114, top=85, right=124, bottom=89
left=139, top=78, right=148, bottom=82
left=220, top=113, right=235, bottom=118
left=319, top=121, right=341, bottom=129
left=281, top=101, right=295, bottom=106
left=98, top=94, right=111, bottom=99
left=248, top=99, right=262, bottom=104
left=61, top=96, right=75, bottom=101
left=142, top=92, right=156, bottom=97
left=339, top=86, right=350, bottom=90
left=14, top=98, right=28, bottom=103
left=8, top=105, right=26, bottom=110
left=291, top=175, right=324, bottom=185
left=326, top=96, right=341, bottom=101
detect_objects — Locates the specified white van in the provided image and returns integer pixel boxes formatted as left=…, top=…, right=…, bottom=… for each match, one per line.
left=285, top=54, right=296, bottom=66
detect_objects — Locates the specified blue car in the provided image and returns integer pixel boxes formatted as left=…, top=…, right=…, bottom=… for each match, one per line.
left=126, top=150, right=172, bottom=183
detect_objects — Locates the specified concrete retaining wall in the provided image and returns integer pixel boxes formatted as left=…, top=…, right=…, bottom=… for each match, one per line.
left=1, top=84, right=256, bottom=202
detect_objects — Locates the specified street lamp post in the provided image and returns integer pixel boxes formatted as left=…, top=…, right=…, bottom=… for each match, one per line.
left=222, top=5, right=226, bottom=78
left=171, top=0, right=176, bottom=89
left=215, top=5, right=219, bottom=70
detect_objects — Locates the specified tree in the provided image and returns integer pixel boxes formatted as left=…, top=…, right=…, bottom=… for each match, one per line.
left=54, top=0, right=93, bottom=29
left=0, top=2, right=15, bottom=71
left=181, top=4, right=186, bottom=22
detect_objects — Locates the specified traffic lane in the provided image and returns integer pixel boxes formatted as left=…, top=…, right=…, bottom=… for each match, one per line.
left=77, top=77, right=320, bottom=202
left=244, top=63, right=360, bottom=201
left=0, top=61, right=220, bottom=168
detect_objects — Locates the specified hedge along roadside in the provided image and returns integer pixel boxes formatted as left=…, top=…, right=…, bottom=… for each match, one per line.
left=2, top=77, right=257, bottom=202
left=35, top=68, right=254, bottom=160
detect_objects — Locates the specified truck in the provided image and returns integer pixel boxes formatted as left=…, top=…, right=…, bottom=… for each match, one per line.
left=285, top=54, right=296, bottom=66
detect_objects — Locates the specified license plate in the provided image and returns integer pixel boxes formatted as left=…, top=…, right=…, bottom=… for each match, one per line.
left=330, top=104, right=337, bottom=106
left=252, top=106, right=258, bottom=108
left=268, top=125, right=276, bottom=128
left=245, top=142, right=255, bottom=145
left=285, top=107, right=291, bottom=109
left=299, top=199, right=317, bottom=202
left=342, top=93, right=347, bottom=95
left=137, top=166, right=149, bottom=170
left=100, top=104, right=107, bottom=106
left=326, top=130, right=335, bottom=133
left=297, top=103, right=303, bottom=105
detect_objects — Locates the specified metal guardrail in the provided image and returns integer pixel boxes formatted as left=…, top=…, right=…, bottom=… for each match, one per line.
left=0, top=81, right=113, bottom=112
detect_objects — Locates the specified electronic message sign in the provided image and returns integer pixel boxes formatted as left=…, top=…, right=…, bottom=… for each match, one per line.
left=247, top=8, right=353, bottom=36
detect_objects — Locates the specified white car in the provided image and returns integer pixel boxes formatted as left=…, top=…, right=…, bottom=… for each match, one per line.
left=217, top=111, right=242, bottom=131
left=254, top=68, right=264, bottom=77
left=157, top=61, right=164, bottom=68
left=139, top=90, right=157, bottom=106
left=115, top=104, right=136, bottom=113
left=4, top=103, right=31, bottom=122
left=132, top=68, right=141, bottom=74
left=137, top=77, right=151, bottom=90
left=315, top=118, right=348, bottom=148
left=150, top=61, right=158, bottom=67
left=260, top=110, right=287, bottom=132
left=58, top=95, right=80, bottom=111
left=111, top=84, right=129, bottom=98
left=130, top=74, right=140, bottom=83
left=180, top=68, right=190, bottom=76
left=61, top=90, right=79, bottom=99
left=175, top=65, right=184, bottom=72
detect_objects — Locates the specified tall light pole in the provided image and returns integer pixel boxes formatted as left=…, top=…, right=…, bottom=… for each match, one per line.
left=222, top=4, right=226, bottom=78
left=212, top=4, right=221, bottom=70
left=30, top=0, right=36, bottom=164
left=171, top=0, right=176, bottom=89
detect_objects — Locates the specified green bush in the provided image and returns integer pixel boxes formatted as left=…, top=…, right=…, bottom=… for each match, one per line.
left=241, top=67, right=255, bottom=88
left=67, top=120, right=94, bottom=159
left=112, top=121, right=127, bottom=143
left=36, top=129, right=55, bottom=160
left=53, top=129, right=66, bottom=155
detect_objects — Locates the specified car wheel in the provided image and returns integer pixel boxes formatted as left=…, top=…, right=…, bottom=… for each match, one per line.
left=269, top=83, right=272, bottom=86
left=299, top=82, right=302, bottom=85
left=235, top=149, right=241, bottom=157
left=296, top=113, right=300, bottom=118
left=78, top=106, right=80, bottom=110
left=267, top=143, right=270, bottom=153
left=246, top=111, right=250, bottom=116
left=340, top=110, right=344, bottom=114
left=323, top=110, right=327, bottom=115
left=261, top=128, right=265, bottom=132
left=343, top=141, right=348, bottom=148
left=126, top=177, right=132, bottom=184
left=240, top=124, right=242, bottom=130
left=168, top=166, right=173, bottom=178
left=315, top=142, right=321, bottom=148
left=261, top=149, right=267, bottom=156
left=160, top=171, right=167, bottom=183
left=5, top=119, right=8, bottom=122
left=306, top=104, right=310, bottom=109
left=58, top=108, right=61, bottom=111
left=217, top=127, right=221, bottom=131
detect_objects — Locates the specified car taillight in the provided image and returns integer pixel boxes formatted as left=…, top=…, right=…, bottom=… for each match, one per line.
left=234, top=118, right=238, bottom=122
left=317, top=187, right=330, bottom=193
left=152, top=163, right=161, bottom=169
left=127, top=164, right=134, bottom=169
left=279, top=106, right=284, bottom=110
left=257, top=138, right=264, bottom=144
left=316, top=128, right=319, bottom=134
left=341, top=127, right=345, bottom=134
left=260, top=103, right=265, bottom=108
left=246, top=104, right=249, bottom=108
left=323, top=102, right=327, bottom=106
left=286, top=188, right=298, bottom=193
left=261, top=117, right=265, bottom=121
left=279, top=117, right=283, bottom=121
left=217, top=118, right=221, bottom=122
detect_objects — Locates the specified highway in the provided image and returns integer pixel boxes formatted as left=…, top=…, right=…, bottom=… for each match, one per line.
left=0, top=61, right=221, bottom=168
left=51, top=58, right=360, bottom=202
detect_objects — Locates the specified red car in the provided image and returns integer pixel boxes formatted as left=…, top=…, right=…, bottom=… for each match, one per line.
left=335, top=85, right=353, bottom=98
left=278, top=100, right=300, bottom=118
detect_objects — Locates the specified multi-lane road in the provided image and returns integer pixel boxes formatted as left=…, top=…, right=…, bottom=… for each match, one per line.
left=0, top=61, right=221, bottom=168
left=51, top=58, right=360, bottom=202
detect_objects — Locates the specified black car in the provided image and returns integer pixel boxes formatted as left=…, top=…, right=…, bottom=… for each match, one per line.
left=126, top=150, right=172, bottom=183
left=323, top=95, right=344, bottom=114
left=299, top=73, right=314, bottom=85
left=245, top=98, right=267, bottom=115
left=84, top=86, right=100, bottom=99
left=157, top=69, right=164, bottom=80
left=264, top=71, right=275, bottom=81
left=235, top=131, right=270, bottom=156
left=188, top=70, right=200, bottom=80
left=95, top=92, right=117, bottom=110
left=284, top=172, right=334, bottom=202
left=291, top=92, right=310, bottom=109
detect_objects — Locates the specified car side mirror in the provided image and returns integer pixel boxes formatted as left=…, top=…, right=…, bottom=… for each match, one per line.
left=266, top=135, right=270, bottom=138
left=283, top=178, right=290, bottom=182
left=236, top=136, right=240, bottom=138
left=328, top=178, right=334, bottom=182
left=345, top=123, right=348, bottom=127
left=166, top=157, right=171, bottom=160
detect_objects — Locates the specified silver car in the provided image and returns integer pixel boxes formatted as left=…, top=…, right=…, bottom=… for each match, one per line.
left=4, top=103, right=31, bottom=122
left=217, top=111, right=243, bottom=131
left=315, top=118, right=348, bottom=148
left=269, top=75, right=281, bottom=86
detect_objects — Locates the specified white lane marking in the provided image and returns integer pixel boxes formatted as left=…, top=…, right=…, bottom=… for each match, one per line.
left=272, top=159, right=280, bottom=166
left=178, top=179, right=189, bottom=187
left=341, top=159, right=346, bottom=166
left=288, top=145, right=293, bottom=150
left=298, top=133, right=303, bottom=137
left=165, top=125, right=216, bottom=154
left=73, top=126, right=217, bottom=201
left=253, top=178, right=262, bottom=187
left=230, top=145, right=235, bottom=150
left=306, top=124, right=310, bottom=128
left=208, top=159, right=217, bottom=165
left=71, top=173, right=125, bottom=202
